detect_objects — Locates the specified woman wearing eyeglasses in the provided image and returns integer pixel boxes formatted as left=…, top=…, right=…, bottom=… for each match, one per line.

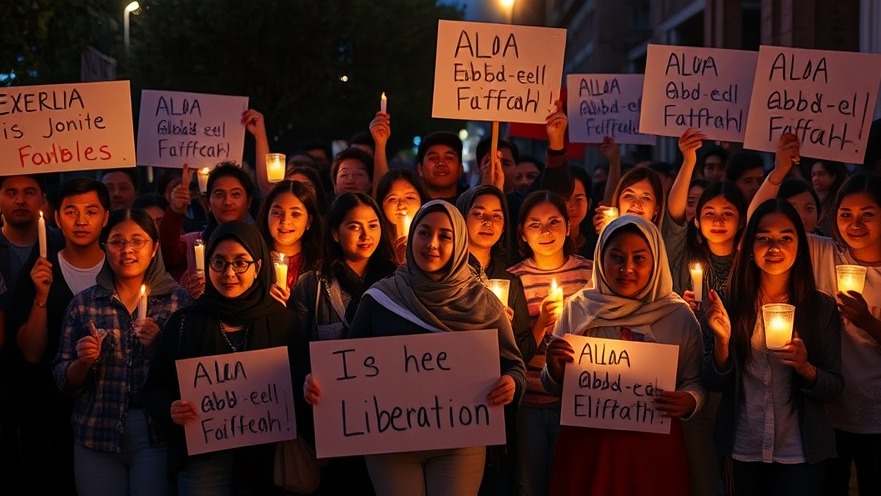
left=144, top=221, right=300, bottom=495
left=53, top=209, right=189, bottom=496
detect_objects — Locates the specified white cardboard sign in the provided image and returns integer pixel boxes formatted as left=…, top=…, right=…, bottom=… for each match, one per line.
left=137, top=89, right=248, bottom=168
left=310, top=330, right=504, bottom=458
left=432, top=20, right=566, bottom=124
left=0, top=80, right=135, bottom=174
left=744, top=45, right=881, bottom=163
left=175, top=346, right=296, bottom=455
left=560, top=335, right=679, bottom=434
left=640, top=44, right=757, bottom=142
left=567, top=74, right=656, bottom=145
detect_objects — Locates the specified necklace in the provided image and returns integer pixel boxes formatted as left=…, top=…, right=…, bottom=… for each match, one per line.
left=219, top=321, right=249, bottom=352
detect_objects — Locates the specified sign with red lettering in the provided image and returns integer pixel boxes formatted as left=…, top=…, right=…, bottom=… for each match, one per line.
left=432, top=20, right=566, bottom=123
left=560, top=335, right=679, bottom=434
left=640, top=44, right=757, bottom=142
left=175, top=346, right=296, bottom=455
left=137, top=89, right=248, bottom=169
left=309, top=330, right=504, bottom=458
left=567, top=74, right=655, bottom=145
left=0, top=81, right=135, bottom=174
left=744, top=45, right=881, bottom=163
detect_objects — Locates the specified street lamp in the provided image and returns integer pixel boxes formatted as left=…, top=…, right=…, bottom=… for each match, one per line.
left=123, top=1, right=140, bottom=58
left=499, top=0, right=514, bottom=24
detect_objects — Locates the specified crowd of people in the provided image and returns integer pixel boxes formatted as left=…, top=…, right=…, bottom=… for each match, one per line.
left=0, top=101, right=878, bottom=496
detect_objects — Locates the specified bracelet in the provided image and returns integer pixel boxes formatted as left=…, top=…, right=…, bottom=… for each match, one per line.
left=35, top=301, right=46, bottom=309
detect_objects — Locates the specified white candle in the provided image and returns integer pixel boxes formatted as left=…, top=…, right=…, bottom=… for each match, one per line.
left=762, top=303, right=795, bottom=350
left=146, top=166, right=154, bottom=184
left=197, top=167, right=210, bottom=194
left=274, top=252, right=288, bottom=291
left=602, top=207, right=619, bottom=230
left=398, top=213, right=412, bottom=238
left=137, top=284, right=148, bottom=323
left=193, top=238, right=205, bottom=276
left=38, top=210, right=47, bottom=258
left=549, top=278, right=564, bottom=303
left=266, top=153, right=286, bottom=183
left=487, top=279, right=510, bottom=305
left=690, top=263, right=704, bottom=303
left=836, top=265, right=867, bottom=294
left=380, top=92, right=387, bottom=114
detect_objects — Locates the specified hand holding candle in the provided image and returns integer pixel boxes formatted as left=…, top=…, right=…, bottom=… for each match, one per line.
left=690, top=263, right=704, bottom=304
left=601, top=207, right=619, bottom=230
left=487, top=279, right=510, bottom=306
left=197, top=167, right=210, bottom=194
left=762, top=303, right=795, bottom=350
left=549, top=278, right=564, bottom=303
left=137, top=284, right=148, bottom=323
left=380, top=92, right=387, bottom=114
left=273, top=252, right=288, bottom=291
left=193, top=238, right=205, bottom=276
left=836, top=265, right=867, bottom=295
left=397, top=213, right=412, bottom=238
left=38, top=210, right=47, bottom=258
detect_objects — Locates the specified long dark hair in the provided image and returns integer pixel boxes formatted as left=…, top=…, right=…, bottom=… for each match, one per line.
left=321, top=192, right=395, bottom=278
left=256, top=180, right=322, bottom=273
left=456, top=185, right=511, bottom=264
left=101, top=208, right=159, bottom=245
left=517, top=190, right=575, bottom=259
left=728, top=199, right=817, bottom=370
left=685, top=182, right=747, bottom=273
left=831, top=173, right=881, bottom=246
left=375, top=168, right=428, bottom=236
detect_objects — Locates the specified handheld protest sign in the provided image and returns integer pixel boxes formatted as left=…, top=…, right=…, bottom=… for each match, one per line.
left=309, top=330, right=504, bottom=458
left=560, top=335, right=679, bottom=434
left=175, top=347, right=296, bottom=455
left=137, top=89, right=248, bottom=168
left=640, top=44, right=757, bottom=143
left=0, top=80, right=135, bottom=174
left=567, top=74, right=655, bottom=145
left=744, top=45, right=881, bottom=163
left=433, top=20, right=566, bottom=124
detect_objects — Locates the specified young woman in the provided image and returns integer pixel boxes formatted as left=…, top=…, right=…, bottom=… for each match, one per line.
left=704, top=199, right=843, bottom=495
left=754, top=140, right=881, bottom=495
left=375, top=169, right=427, bottom=264
left=592, top=166, right=666, bottom=234
left=53, top=209, right=189, bottom=495
left=305, top=200, right=526, bottom=495
left=542, top=215, right=704, bottom=496
left=566, top=167, right=593, bottom=258
left=508, top=191, right=593, bottom=496
left=144, top=222, right=297, bottom=495
left=807, top=159, right=848, bottom=234
left=685, top=178, right=710, bottom=223
left=256, top=180, right=322, bottom=306
left=777, top=179, right=822, bottom=235
left=285, top=165, right=328, bottom=211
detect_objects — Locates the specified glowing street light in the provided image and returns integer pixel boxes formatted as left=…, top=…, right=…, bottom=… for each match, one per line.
left=124, top=1, right=140, bottom=58
left=499, top=0, right=515, bottom=23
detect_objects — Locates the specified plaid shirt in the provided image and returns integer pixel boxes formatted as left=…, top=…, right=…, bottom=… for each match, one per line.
left=53, top=284, right=190, bottom=452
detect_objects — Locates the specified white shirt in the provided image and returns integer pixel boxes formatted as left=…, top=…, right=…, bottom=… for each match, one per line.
left=57, top=251, right=105, bottom=296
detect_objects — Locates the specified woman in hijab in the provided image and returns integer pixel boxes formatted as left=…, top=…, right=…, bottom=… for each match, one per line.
left=144, top=221, right=299, bottom=495
left=542, top=215, right=704, bottom=496
left=305, top=200, right=527, bottom=495
left=53, top=209, right=189, bottom=496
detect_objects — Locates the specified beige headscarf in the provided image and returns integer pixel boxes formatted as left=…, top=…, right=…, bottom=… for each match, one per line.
left=554, top=215, right=685, bottom=336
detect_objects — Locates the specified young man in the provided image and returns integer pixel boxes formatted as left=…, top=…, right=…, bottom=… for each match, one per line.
left=14, top=178, right=110, bottom=495
left=331, top=147, right=374, bottom=195
left=476, top=138, right=520, bottom=196
left=0, top=175, right=63, bottom=285
left=101, top=168, right=139, bottom=211
left=416, top=131, right=465, bottom=202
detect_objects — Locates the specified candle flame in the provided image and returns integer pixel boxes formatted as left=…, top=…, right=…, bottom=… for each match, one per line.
left=551, top=278, right=559, bottom=291
left=140, top=284, right=146, bottom=296
left=200, top=167, right=210, bottom=174
left=691, top=263, right=702, bottom=274
left=381, top=91, right=386, bottom=100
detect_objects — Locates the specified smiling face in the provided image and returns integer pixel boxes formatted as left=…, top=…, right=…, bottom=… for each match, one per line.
left=697, top=195, right=741, bottom=247
left=382, top=179, right=422, bottom=235
left=521, top=201, right=569, bottom=260
left=412, top=211, right=455, bottom=277
left=419, top=144, right=462, bottom=191
left=334, top=159, right=371, bottom=195
left=56, top=191, right=109, bottom=248
left=209, top=176, right=250, bottom=224
left=752, top=212, right=798, bottom=277
left=837, top=192, right=881, bottom=255
left=602, top=230, right=654, bottom=298
left=617, top=179, right=658, bottom=223
left=566, top=179, right=590, bottom=227
left=208, top=239, right=261, bottom=299
left=466, top=194, right=504, bottom=252
left=268, top=192, right=311, bottom=251
left=333, top=204, right=381, bottom=265
left=105, top=219, right=157, bottom=281
left=785, top=191, right=818, bottom=234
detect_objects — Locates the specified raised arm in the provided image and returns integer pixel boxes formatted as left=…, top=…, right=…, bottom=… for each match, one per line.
left=600, top=136, right=621, bottom=205
left=370, top=111, right=390, bottom=199
left=747, top=133, right=800, bottom=220
left=668, top=128, right=706, bottom=223
left=243, top=109, right=272, bottom=195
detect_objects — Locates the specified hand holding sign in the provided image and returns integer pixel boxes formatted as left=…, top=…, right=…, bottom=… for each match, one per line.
left=546, top=99, right=568, bottom=149
left=304, top=373, right=321, bottom=405
left=486, top=374, right=516, bottom=406
left=76, top=321, right=107, bottom=366
left=170, top=164, right=193, bottom=214
left=171, top=399, right=198, bottom=426
left=653, top=390, right=697, bottom=418
left=775, top=132, right=801, bottom=170
left=546, top=336, right=576, bottom=385
left=241, top=109, right=266, bottom=140
left=677, top=128, right=706, bottom=166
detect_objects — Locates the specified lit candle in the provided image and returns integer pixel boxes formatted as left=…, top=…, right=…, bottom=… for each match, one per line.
left=380, top=92, right=387, bottom=114
left=38, top=210, right=47, bottom=258
left=836, top=265, right=867, bottom=294
left=274, top=253, right=288, bottom=291
left=137, top=284, right=148, bottom=323
left=266, top=153, right=286, bottom=183
left=762, top=303, right=795, bottom=350
left=487, top=279, right=510, bottom=305
left=193, top=238, right=205, bottom=276
left=690, top=263, right=704, bottom=304
left=602, top=207, right=619, bottom=230
left=146, top=165, right=154, bottom=184
left=197, top=167, right=210, bottom=194
left=398, top=213, right=412, bottom=238
left=549, top=278, right=564, bottom=303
